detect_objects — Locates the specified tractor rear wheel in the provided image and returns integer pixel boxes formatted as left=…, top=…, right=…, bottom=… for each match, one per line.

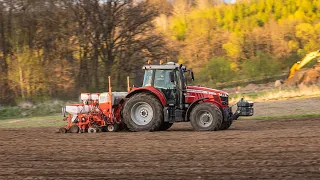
left=123, top=93, right=163, bottom=131
left=219, top=121, right=233, bottom=130
left=190, top=103, right=222, bottom=131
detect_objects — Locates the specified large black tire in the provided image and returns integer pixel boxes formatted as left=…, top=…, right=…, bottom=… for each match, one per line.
left=159, top=122, right=174, bottom=131
left=219, top=121, right=233, bottom=130
left=123, top=93, right=164, bottom=132
left=190, top=103, right=222, bottom=131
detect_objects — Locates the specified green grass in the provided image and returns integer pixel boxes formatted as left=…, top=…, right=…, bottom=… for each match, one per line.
left=229, top=91, right=267, bottom=100
left=0, top=115, right=65, bottom=128
left=0, top=100, right=73, bottom=128
left=0, top=100, right=74, bottom=120
left=243, top=113, right=320, bottom=120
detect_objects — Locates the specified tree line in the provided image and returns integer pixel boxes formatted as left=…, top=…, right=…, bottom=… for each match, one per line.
left=155, top=0, right=320, bottom=86
left=1, top=0, right=320, bottom=105
left=0, top=0, right=174, bottom=105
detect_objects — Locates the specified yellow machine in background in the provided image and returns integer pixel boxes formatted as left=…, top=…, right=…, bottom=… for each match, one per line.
left=288, top=50, right=320, bottom=79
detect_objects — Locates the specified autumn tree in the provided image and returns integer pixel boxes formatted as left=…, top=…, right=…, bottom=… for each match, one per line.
left=0, top=1, right=15, bottom=105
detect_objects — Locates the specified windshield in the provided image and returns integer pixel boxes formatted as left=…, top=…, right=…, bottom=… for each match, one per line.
left=143, top=70, right=153, bottom=87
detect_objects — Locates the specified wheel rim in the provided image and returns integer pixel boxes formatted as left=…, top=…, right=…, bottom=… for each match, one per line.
left=130, top=102, right=154, bottom=126
left=88, top=127, right=96, bottom=133
left=107, top=125, right=114, bottom=132
left=196, top=110, right=213, bottom=128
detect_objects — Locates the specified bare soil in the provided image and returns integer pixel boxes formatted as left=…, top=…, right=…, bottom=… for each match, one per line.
left=1, top=117, right=320, bottom=179
left=252, top=97, right=320, bottom=117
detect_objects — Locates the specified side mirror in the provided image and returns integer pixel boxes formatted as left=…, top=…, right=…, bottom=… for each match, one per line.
left=191, top=71, right=195, bottom=81
left=169, top=72, right=175, bottom=82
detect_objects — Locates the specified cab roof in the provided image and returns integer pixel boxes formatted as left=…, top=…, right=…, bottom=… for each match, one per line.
left=142, top=62, right=180, bottom=70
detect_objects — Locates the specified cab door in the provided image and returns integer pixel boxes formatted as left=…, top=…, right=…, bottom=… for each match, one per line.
left=153, top=70, right=177, bottom=105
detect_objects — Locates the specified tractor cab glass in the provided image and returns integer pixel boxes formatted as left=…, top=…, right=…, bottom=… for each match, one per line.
left=143, top=70, right=153, bottom=87
left=142, top=69, right=176, bottom=89
left=142, top=69, right=177, bottom=105
left=154, top=70, right=175, bottom=89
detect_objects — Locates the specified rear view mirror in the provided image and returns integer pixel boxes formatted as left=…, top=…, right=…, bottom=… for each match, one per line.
left=169, top=72, right=175, bottom=82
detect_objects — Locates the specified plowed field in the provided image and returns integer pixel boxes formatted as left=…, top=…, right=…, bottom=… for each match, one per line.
left=1, top=117, right=320, bottom=180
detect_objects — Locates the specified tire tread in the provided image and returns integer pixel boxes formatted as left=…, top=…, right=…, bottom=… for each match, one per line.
left=123, top=93, right=163, bottom=132
left=190, top=102, right=222, bottom=131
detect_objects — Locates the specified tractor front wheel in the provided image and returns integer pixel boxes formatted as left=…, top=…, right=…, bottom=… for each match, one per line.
left=190, top=103, right=222, bottom=131
left=123, top=93, right=163, bottom=131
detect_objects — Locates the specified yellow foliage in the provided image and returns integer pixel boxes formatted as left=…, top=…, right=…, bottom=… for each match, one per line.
left=230, top=62, right=238, bottom=71
left=304, top=40, right=318, bottom=52
left=163, top=0, right=320, bottom=84
left=222, top=33, right=242, bottom=60
left=177, top=57, right=184, bottom=64
left=296, top=23, right=315, bottom=41
left=223, top=42, right=240, bottom=59
left=314, top=22, right=320, bottom=35
left=169, top=15, right=187, bottom=41
left=288, top=40, right=299, bottom=51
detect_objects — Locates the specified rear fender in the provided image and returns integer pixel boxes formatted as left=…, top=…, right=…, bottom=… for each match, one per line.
left=125, top=87, right=167, bottom=106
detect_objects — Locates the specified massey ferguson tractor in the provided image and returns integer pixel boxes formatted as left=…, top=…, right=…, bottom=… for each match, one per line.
left=60, top=62, right=253, bottom=133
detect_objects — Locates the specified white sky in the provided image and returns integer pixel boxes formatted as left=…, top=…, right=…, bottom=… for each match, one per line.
left=224, top=0, right=236, bottom=3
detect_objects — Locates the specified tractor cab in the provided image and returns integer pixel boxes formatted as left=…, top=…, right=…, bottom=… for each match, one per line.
left=142, top=62, right=192, bottom=110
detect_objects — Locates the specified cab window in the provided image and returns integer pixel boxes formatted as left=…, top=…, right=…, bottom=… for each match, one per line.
left=142, top=70, right=153, bottom=87
left=154, top=70, right=175, bottom=89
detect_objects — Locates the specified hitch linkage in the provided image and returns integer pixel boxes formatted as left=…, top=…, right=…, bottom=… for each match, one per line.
left=230, top=98, right=254, bottom=120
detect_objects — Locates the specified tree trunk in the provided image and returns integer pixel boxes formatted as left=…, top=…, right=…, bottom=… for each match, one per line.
left=92, top=45, right=99, bottom=91
left=18, top=63, right=25, bottom=100
left=78, top=46, right=90, bottom=91
left=0, top=4, right=15, bottom=105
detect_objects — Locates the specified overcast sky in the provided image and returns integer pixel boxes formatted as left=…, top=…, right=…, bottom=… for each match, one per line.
left=224, top=0, right=236, bottom=3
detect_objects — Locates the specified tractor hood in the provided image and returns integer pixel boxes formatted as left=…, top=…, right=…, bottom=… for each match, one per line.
left=186, top=86, right=229, bottom=97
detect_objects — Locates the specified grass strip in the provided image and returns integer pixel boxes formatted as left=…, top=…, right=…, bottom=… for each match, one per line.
left=0, top=115, right=65, bottom=129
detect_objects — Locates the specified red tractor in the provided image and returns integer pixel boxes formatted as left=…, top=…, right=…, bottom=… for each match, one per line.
left=122, top=62, right=253, bottom=131
left=60, top=62, right=253, bottom=132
